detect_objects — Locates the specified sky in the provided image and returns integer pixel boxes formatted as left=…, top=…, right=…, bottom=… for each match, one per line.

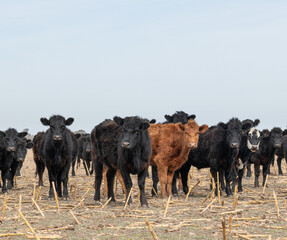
left=1, top=0, right=287, bottom=134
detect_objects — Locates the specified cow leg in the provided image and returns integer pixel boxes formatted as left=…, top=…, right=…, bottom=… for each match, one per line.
left=220, top=169, right=226, bottom=190
left=157, top=165, right=168, bottom=198
left=15, top=162, right=23, bottom=177
left=254, top=163, right=260, bottom=188
left=36, top=161, right=45, bottom=186
left=167, top=170, right=175, bottom=196
left=61, top=162, right=71, bottom=200
left=1, top=168, right=9, bottom=193
left=57, top=173, right=62, bottom=198
left=71, top=159, right=76, bottom=176
left=116, top=170, right=127, bottom=195
left=8, top=162, right=18, bottom=189
left=106, top=168, right=116, bottom=202
left=277, top=157, right=283, bottom=175
left=138, top=169, right=148, bottom=206
left=47, top=170, right=56, bottom=199
left=246, top=161, right=252, bottom=178
left=262, top=165, right=269, bottom=187
left=225, top=170, right=233, bottom=196
left=172, top=170, right=179, bottom=196
left=180, top=167, right=189, bottom=195
left=94, top=161, right=103, bottom=201
left=103, top=167, right=108, bottom=198
left=151, top=166, right=159, bottom=196
left=120, top=166, right=133, bottom=205
left=237, top=168, right=244, bottom=192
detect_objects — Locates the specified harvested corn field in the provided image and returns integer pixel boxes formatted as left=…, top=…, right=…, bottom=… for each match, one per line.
left=0, top=150, right=287, bottom=239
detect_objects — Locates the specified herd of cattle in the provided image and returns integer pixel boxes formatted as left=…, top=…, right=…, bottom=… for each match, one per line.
left=0, top=112, right=287, bottom=207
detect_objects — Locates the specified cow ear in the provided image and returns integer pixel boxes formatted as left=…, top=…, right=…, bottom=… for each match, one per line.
left=218, top=122, right=227, bottom=130
left=65, top=118, right=74, bottom=126
left=26, top=141, right=34, bottom=149
left=149, top=119, right=156, bottom=124
left=113, top=116, right=124, bottom=126
left=242, top=122, right=252, bottom=131
left=40, top=118, right=50, bottom=126
left=199, top=124, right=208, bottom=133
left=0, top=131, right=5, bottom=138
left=74, top=133, right=82, bottom=139
left=164, top=115, right=173, bottom=122
left=188, top=114, right=196, bottom=120
left=18, top=132, right=28, bottom=138
left=178, top=123, right=185, bottom=131
left=140, top=122, right=150, bottom=130
left=253, top=119, right=260, bottom=127
left=283, top=129, right=287, bottom=136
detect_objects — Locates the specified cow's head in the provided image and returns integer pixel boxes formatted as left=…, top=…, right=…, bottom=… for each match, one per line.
left=0, top=128, right=27, bottom=153
left=180, top=119, right=208, bottom=149
left=82, top=134, right=91, bottom=159
left=114, top=116, right=150, bottom=150
left=261, top=129, right=270, bottom=138
left=165, top=111, right=196, bottom=124
left=219, top=118, right=252, bottom=149
left=16, top=139, right=34, bottom=162
left=41, top=115, right=74, bottom=142
left=247, top=128, right=261, bottom=152
left=270, top=127, right=283, bottom=148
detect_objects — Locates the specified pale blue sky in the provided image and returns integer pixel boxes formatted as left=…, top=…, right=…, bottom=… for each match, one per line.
left=1, top=1, right=287, bottom=134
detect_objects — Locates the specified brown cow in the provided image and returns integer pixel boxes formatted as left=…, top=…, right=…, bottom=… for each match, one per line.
left=149, top=119, right=208, bottom=198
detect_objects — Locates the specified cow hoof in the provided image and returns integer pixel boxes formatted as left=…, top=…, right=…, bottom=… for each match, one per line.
left=140, top=204, right=149, bottom=208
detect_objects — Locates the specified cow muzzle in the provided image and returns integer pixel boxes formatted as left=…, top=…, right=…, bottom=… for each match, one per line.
left=188, top=142, right=197, bottom=149
left=251, top=146, right=258, bottom=152
left=230, top=143, right=239, bottom=149
left=86, top=149, right=91, bottom=153
left=17, top=158, right=24, bottom=162
left=122, top=142, right=130, bottom=149
left=274, top=144, right=281, bottom=148
left=53, top=135, right=62, bottom=141
left=8, top=147, right=15, bottom=152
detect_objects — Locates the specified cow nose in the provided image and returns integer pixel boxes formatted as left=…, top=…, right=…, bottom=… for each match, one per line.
left=122, top=142, right=130, bottom=149
left=53, top=135, right=62, bottom=141
left=189, top=143, right=196, bottom=149
left=231, top=143, right=239, bottom=148
left=274, top=144, right=281, bottom=148
left=17, top=158, right=24, bottom=162
left=8, top=147, right=15, bottom=152
left=86, top=149, right=91, bottom=153
left=251, top=146, right=258, bottom=152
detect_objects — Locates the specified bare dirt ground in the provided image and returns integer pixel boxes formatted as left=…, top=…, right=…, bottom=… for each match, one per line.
left=0, top=150, right=287, bottom=240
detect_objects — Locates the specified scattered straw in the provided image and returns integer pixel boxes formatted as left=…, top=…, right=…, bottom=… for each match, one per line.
left=19, top=210, right=40, bottom=240
left=145, top=218, right=158, bottom=240
left=163, top=195, right=171, bottom=218
left=52, top=182, right=60, bottom=212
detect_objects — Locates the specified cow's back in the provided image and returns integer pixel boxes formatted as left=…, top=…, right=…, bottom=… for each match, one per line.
left=91, top=119, right=121, bottom=168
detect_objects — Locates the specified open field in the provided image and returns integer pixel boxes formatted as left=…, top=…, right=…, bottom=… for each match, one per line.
left=0, top=150, right=287, bottom=239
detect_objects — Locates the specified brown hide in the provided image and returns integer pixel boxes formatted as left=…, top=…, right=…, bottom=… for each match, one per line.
left=149, top=119, right=208, bottom=198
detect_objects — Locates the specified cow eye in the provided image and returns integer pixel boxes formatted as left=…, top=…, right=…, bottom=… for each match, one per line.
left=50, top=126, right=55, bottom=130
left=61, top=126, right=65, bottom=130
left=135, top=130, right=139, bottom=134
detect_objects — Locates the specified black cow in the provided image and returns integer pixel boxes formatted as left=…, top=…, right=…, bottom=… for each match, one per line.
left=92, top=116, right=151, bottom=206
left=164, top=111, right=196, bottom=124
left=14, top=139, right=34, bottom=177
left=33, top=132, right=45, bottom=186
left=179, top=118, right=251, bottom=196
left=250, top=127, right=283, bottom=187
left=40, top=115, right=77, bottom=199
left=77, top=134, right=92, bottom=176
left=0, top=128, right=27, bottom=193
left=274, top=129, right=287, bottom=175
